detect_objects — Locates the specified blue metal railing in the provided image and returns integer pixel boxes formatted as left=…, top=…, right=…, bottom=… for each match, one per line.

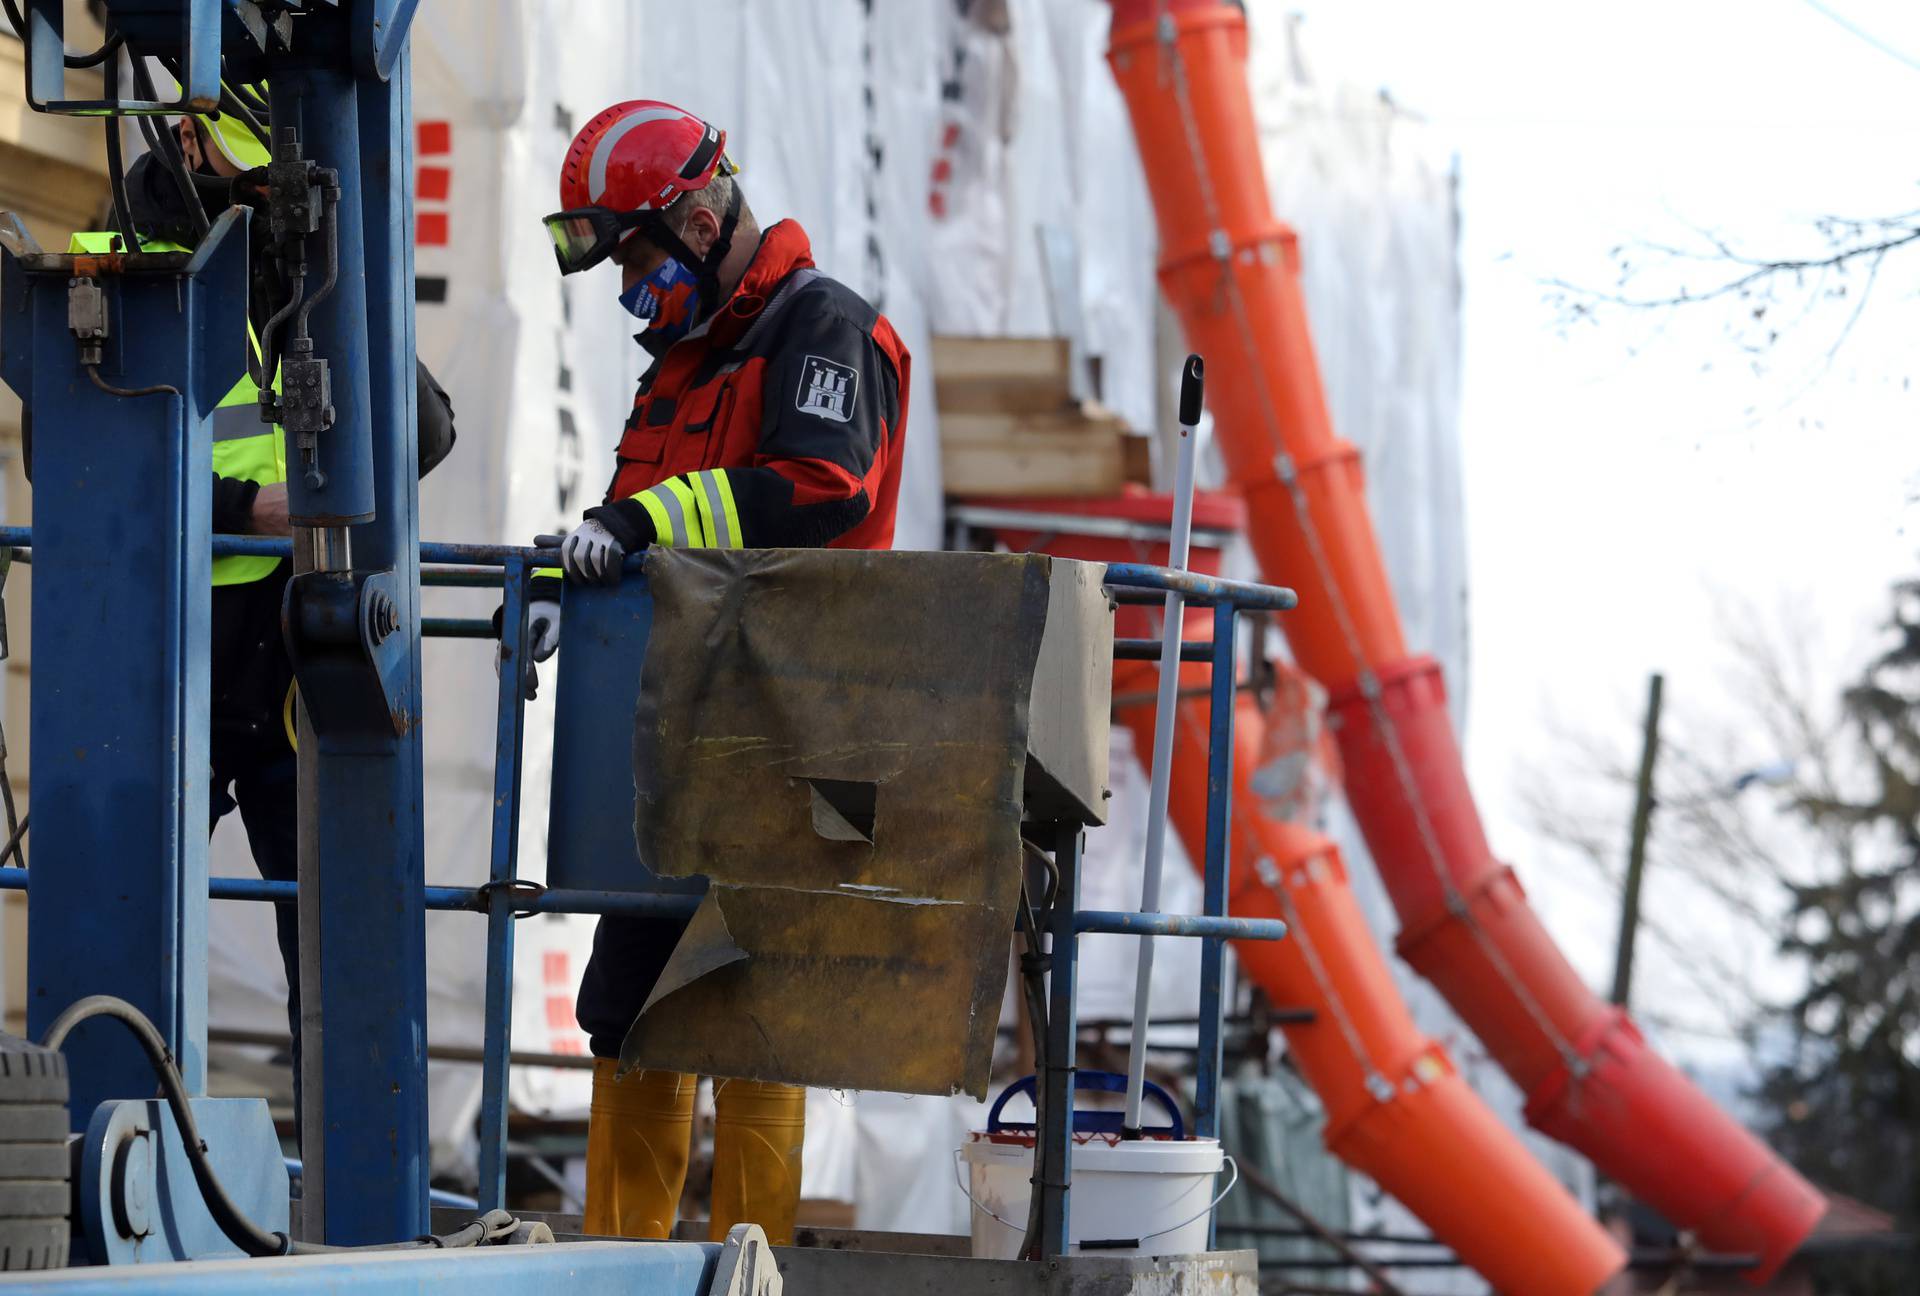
left=0, top=528, right=1293, bottom=1259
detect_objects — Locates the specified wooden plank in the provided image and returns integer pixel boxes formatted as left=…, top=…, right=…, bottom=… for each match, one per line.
left=932, top=336, right=1074, bottom=415
left=1120, top=432, right=1153, bottom=487
left=939, top=406, right=1130, bottom=444
left=931, top=335, right=1072, bottom=383
left=934, top=381, right=1077, bottom=417
left=941, top=428, right=1127, bottom=498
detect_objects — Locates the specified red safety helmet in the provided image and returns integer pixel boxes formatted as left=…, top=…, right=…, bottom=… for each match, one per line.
left=544, top=99, right=739, bottom=278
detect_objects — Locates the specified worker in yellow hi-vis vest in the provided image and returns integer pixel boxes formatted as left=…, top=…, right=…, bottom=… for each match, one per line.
left=23, top=111, right=457, bottom=1144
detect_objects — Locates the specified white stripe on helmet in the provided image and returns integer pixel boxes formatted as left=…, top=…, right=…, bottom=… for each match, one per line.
left=587, top=107, right=689, bottom=206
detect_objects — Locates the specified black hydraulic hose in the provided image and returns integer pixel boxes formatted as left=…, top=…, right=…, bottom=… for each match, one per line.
left=292, top=185, right=340, bottom=338
left=258, top=278, right=304, bottom=394
left=39, top=998, right=545, bottom=1260
left=86, top=364, right=180, bottom=400
left=40, top=996, right=293, bottom=1258
left=1023, top=838, right=1060, bottom=912
left=101, top=56, right=138, bottom=252
left=128, top=53, right=211, bottom=242
left=231, top=78, right=270, bottom=111
left=132, top=108, right=163, bottom=155
left=1, top=0, right=124, bottom=68
left=218, top=87, right=272, bottom=152
left=0, top=809, right=24, bottom=871
left=153, top=56, right=273, bottom=155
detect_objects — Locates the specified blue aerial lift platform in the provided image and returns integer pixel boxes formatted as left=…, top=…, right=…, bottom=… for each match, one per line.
left=0, top=2, right=1292, bottom=1290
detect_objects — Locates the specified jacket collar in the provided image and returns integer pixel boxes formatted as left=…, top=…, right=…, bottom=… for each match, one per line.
left=639, top=220, right=816, bottom=358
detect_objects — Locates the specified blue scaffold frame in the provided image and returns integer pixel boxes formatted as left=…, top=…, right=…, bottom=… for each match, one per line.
left=0, top=529, right=1292, bottom=1261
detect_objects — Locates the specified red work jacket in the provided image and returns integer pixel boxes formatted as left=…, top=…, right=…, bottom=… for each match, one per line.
left=587, top=220, right=909, bottom=554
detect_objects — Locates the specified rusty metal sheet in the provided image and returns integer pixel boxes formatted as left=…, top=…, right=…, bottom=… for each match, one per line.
left=617, top=548, right=1065, bottom=1099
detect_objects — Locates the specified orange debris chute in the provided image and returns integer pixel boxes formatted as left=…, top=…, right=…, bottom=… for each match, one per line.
left=1117, top=649, right=1627, bottom=1295
left=1103, top=0, right=1824, bottom=1280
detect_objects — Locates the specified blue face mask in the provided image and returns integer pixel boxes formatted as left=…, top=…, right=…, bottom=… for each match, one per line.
left=619, top=256, right=702, bottom=343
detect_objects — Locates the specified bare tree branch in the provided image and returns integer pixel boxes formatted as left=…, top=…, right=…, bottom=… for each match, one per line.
left=1546, top=225, right=1920, bottom=314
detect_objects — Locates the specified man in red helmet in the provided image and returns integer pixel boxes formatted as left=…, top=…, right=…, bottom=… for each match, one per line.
left=534, top=100, right=910, bottom=1246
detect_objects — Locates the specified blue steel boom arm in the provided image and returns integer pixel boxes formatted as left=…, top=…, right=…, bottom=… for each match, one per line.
left=6, top=0, right=436, bottom=1246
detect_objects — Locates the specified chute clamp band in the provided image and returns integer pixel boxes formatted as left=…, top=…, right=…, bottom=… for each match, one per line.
left=1157, top=13, right=1178, bottom=44
left=1357, top=671, right=1383, bottom=704
left=1208, top=229, right=1231, bottom=261
left=1272, top=451, right=1298, bottom=484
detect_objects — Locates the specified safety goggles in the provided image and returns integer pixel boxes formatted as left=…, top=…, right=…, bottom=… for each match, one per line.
left=543, top=206, right=651, bottom=276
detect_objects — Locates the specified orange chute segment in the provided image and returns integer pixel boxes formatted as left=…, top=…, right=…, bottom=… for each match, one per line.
left=1105, top=0, right=1824, bottom=1279
left=1115, top=652, right=1624, bottom=1295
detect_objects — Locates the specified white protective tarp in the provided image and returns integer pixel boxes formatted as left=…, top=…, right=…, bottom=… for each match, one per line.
left=203, top=2, right=1531, bottom=1248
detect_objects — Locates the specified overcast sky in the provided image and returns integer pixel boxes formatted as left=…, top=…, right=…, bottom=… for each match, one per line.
left=1283, top=0, right=1920, bottom=1070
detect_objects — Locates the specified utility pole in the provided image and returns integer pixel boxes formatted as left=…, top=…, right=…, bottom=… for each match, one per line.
left=1610, top=672, right=1664, bottom=1009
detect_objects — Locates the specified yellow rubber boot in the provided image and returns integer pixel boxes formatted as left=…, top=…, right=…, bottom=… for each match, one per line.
left=584, top=1061, right=697, bottom=1238
left=709, top=1079, right=806, bottom=1245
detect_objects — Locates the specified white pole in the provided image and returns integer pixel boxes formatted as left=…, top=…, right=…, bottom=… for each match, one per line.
left=1122, top=355, right=1204, bottom=1136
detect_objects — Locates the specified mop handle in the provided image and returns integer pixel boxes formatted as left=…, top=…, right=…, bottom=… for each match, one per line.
left=1122, top=355, right=1204, bottom=1136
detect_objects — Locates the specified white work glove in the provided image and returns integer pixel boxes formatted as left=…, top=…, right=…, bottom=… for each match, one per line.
left=528, top=598, right=561, bottom=662
left=560, top=518, right=626, bottom=586
left=495, top=598, right=562, bottom=701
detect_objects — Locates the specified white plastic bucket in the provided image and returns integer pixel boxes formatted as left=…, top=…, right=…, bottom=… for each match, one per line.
left=957, top=1131, right=1234, bottom=1259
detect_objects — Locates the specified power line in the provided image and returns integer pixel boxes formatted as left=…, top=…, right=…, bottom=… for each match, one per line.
left=1802, top=0, right=1920, bottom=76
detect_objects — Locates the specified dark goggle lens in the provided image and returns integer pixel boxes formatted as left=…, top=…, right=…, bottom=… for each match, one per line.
left=544, top=210, right=620, bottom=274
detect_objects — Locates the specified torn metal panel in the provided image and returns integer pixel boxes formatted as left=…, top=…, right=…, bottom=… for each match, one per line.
left=623, top=883, right=1012, bottom=1097
left=620, top=548, right=1110, bottom=1098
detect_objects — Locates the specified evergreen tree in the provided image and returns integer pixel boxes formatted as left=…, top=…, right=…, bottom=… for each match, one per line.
left=1758, top=578, right=1920, bottom=1289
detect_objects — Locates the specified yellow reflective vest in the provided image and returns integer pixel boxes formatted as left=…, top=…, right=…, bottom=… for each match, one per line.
left=70, top=232, right=286, bottom=585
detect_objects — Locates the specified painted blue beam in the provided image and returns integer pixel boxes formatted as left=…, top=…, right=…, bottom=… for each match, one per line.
left=0, top=530, right=1303, bottom=614
left=284, top=1159, right=477, bottom=1212
left=6, top=1241, right=720, bottom=1294
left=1038, top=826, right=1083, bottom=1258
left=0, top=868, right=1292, bottom=938
left=477, top=558, right=530, bottom=1210
left=1102, top=562, right=1298, bottom=611
left=1194, top=602, right=1238, bottom=1167
left=1, top=211, right=251, bottom=1123
left=1074, top=910, right=1285, bottom=941
left=274, top=48, right=428, bottom=1242
left=0, top=870, right=705, bottom=923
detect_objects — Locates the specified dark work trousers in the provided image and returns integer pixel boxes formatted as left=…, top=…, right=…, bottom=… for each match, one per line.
left=209, top=565, right=302, bottom=1147
left=209, top=743, right=299, bottom=1055
left=575, top=913, right=686, bottom=1061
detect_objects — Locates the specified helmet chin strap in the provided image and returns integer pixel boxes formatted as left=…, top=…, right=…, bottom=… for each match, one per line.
left=641, top=181, right=743, bottom=326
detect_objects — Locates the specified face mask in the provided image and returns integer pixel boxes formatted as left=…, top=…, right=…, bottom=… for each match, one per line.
left=619, top=256, right=702, bottom=343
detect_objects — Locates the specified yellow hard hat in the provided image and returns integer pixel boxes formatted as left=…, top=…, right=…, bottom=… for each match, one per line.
left=171, top=74, right=272, bottom=172
left=196, top=105, right=272, bottom=171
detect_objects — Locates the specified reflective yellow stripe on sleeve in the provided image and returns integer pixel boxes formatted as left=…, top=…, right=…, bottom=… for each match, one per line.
left=664, top=476, right=710, bottom=547
left=635, top=481, right=690, bottom=548
left=631, top=473, right=739, bottom=549
left=690, top=470, right=741, bottom=549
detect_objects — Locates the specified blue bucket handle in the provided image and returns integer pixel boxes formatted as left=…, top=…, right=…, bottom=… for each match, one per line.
left=986, top=1070, right=1184, bottom=1140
